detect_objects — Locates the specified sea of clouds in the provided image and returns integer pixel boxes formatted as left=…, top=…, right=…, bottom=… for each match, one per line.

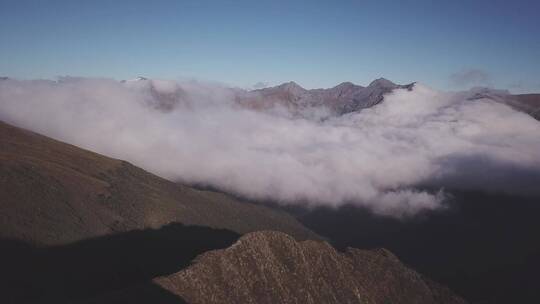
left=1, top=77, right=539, bottom=217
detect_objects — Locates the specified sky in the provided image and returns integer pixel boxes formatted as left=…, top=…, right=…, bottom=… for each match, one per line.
left=1, top=0, right=539, bottom=92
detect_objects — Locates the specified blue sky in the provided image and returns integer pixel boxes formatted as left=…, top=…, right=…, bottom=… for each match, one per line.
left=1, top=0, right=539, bottom=92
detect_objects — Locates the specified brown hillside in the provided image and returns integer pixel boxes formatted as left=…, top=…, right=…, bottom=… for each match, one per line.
left=0, top=120, right=318, bottom=245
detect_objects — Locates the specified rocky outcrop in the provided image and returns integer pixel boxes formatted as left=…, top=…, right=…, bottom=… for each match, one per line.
left=156, top=231, right=466, bottom=304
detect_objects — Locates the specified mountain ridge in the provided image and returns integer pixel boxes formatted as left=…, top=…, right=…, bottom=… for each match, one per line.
left=154, top=230, right=466, bottom=304
left=238, top=78, right=416, bottom=115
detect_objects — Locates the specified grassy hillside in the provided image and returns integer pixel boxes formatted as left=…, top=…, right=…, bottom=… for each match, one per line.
left=0, top=120, right=319, bottom=245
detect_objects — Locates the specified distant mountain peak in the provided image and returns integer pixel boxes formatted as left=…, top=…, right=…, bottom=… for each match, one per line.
left=368, top=78, right=396, bottom=88
left=336, top=81, right=355, bottom=87
left=332, top=81, right=364, bottom=90
left=278, top=81, right=306, bottom=91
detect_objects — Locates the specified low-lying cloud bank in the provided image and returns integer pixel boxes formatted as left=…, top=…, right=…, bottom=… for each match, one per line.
left=1, top=77, right=539, bottom=217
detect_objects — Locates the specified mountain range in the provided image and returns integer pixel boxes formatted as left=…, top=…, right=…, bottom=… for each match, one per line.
left=236, top=78, right=415, bottom=115
left=116, top=76, right=540, bottom=120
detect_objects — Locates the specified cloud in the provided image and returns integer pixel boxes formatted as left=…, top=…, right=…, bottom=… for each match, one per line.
left=450, top=68, right=491, bottom=87
left=1, top=77, right=539, bottom=217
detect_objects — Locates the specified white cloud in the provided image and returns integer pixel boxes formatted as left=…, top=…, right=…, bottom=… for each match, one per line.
left=1, top=78, right=539, bottom=217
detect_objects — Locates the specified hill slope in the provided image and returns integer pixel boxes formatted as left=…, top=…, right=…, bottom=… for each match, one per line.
left=0, top=120, right=318, bottom=245
left=511, top=93, right=540, bottom=120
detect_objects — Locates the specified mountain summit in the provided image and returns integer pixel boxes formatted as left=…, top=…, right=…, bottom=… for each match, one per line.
left=368, top=77, right=397, bottom=88
left=275, top=81, right=306, bottom=92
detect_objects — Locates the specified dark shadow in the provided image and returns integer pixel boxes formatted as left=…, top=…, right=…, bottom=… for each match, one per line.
left=0, top=223, right=240, bottom=303
left=428, top=153, right=540, bottom=197
left=287, top=191, right=540, bottom=303
left=75, top=281, right=186, bottom=304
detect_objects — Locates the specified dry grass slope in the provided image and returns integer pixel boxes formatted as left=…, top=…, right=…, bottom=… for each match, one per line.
left=0, top=120, right=319, bottom=245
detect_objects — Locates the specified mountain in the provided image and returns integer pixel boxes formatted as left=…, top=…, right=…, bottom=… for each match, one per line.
left=237, top=78, right=415, bottom=115
left=245, top=78, right=537, bottom=119
left=0, top=120, right=318, bottom=303
left=121, top=77, right=187, bottom=112
left=509, top=94, right=540, bottom=120
left=154, top=231, right=466, bottom=304
left=0, top=120, right=318, bottom=246
left=317, top=78, right=415, bottom=114
left=117, top=77, right=539, bottom=121
left=466, top=88, right=540, bottom=121
left=0, top=120, right=466, bottom=303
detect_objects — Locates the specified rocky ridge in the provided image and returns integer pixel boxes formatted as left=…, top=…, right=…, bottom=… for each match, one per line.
left=156, top=231, right=466, bottom=304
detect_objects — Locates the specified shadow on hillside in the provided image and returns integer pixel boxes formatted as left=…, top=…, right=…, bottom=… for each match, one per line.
left=289, top=190, right=540, bottom=303
left=0, top=223, right=240, bottom=303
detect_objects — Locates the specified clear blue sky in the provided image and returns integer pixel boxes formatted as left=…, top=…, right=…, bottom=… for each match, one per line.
left=1, top=0, right=539, bottom=92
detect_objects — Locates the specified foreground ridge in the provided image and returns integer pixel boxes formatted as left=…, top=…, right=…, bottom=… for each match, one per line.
left=156, top=231, right=467, bottom=304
